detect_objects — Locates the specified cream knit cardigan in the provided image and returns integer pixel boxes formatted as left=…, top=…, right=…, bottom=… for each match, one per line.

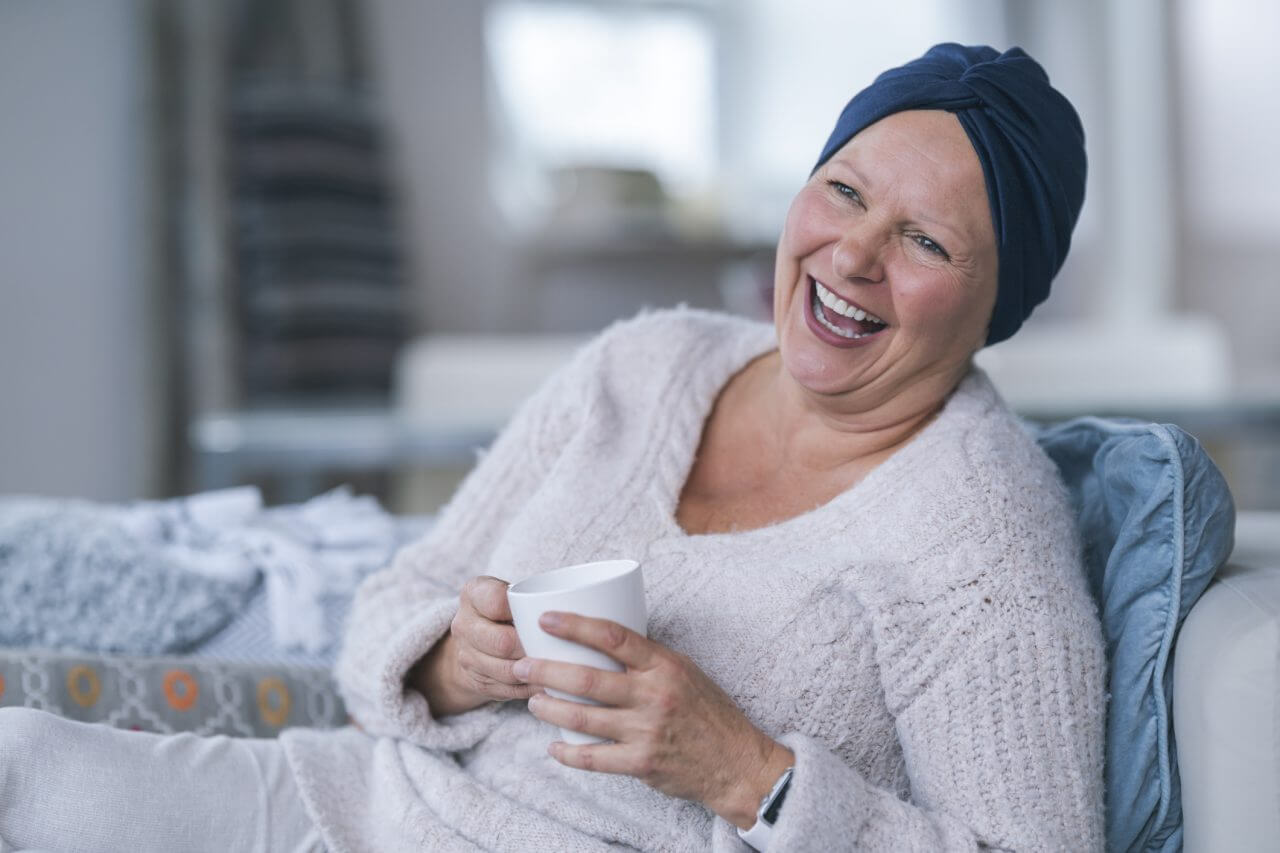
left=281, top=309, right=1106, bottom=852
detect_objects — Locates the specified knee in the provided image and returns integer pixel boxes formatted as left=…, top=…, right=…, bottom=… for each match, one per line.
left=0, top=706, right=46, bottom=740
left=0, top=708, right=74, bottom=844
left=0, top=706, right=53, bottom=739
left=0, top=707, right=59, bottom=778
left=1, top=708, right=67, bottom=816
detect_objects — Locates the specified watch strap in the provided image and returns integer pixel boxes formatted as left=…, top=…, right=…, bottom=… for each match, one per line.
left=736, top=766, right=793, bottom=852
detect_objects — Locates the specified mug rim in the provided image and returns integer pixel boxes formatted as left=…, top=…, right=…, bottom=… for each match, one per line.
left=507, top=558, right=640, bottom=598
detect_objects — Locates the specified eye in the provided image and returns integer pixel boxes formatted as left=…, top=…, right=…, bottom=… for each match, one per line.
left=826, top=180, right=862, bottom=205
left=912, top=234, right=950, bottom=260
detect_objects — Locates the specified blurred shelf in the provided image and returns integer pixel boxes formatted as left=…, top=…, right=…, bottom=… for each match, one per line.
left=516, top=230, right=772, bottom=268
left=190, top=406, right=498, bottom=501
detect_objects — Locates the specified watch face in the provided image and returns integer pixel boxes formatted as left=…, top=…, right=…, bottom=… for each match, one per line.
left=762, top=772, right=792, bottom=824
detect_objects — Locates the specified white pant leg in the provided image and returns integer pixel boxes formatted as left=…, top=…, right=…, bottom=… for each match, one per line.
left=0, top=707, right=324, bottom=853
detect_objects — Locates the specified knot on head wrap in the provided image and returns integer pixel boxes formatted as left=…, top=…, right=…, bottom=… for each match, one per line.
left=813, top=43, right=1086, bottom=345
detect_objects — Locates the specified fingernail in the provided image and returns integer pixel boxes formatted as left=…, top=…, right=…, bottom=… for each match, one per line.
left=540, top=612, right=563, bottom=630
left=513, top=659, right=532, bottom=680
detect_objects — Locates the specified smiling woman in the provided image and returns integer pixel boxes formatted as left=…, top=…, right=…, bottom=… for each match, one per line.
left=0, top=43, right=1104, bottom=853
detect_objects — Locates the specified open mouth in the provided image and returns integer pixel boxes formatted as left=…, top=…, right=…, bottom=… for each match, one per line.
left=807, top=277, right=888, bottom=340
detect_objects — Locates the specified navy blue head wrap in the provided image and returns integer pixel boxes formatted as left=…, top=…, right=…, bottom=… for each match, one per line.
left=813, top=43, right=1086, bottom=345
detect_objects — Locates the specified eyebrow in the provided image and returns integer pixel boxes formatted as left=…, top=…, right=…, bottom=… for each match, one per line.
left=828, top=156, right=876, bottom=196
left=826, top=155, right=973, bottom=250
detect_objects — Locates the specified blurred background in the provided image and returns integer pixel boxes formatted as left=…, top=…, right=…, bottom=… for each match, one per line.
left=1, top=0, right=1277, bottom=514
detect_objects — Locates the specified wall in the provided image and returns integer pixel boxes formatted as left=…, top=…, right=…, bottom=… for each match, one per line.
left=0, top=0, right=158, bottom=500
left=1177, top=0, right=1280, bottom=392
left=365, top=0, right=516, bottom=335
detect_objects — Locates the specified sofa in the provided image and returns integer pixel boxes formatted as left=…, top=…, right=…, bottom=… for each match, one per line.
left=1174, top=510, right=1280, bottom=852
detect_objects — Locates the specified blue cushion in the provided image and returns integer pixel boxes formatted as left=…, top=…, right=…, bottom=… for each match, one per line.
left=1033, top=417, right=1235, bottom=853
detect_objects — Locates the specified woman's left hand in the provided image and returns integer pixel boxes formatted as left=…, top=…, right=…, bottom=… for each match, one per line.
left=512, top=611, right=794, bottom=828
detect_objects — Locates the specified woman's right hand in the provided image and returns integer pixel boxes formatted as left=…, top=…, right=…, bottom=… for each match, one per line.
left=411, top=576, right=535, bottom=717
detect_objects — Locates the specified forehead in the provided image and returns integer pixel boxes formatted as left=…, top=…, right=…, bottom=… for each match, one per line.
left=827, top=110, right=993, bottom=244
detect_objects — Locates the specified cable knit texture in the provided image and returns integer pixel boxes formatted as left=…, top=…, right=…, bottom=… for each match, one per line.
left=280, top=308, right=1106, bottom=852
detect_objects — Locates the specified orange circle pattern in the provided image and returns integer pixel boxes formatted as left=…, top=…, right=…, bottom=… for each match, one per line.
left=163, top=669, right=199, bottom=712
left=256, top=677, right=291, bottom=727
left=66, top=665, right=101, bottom=707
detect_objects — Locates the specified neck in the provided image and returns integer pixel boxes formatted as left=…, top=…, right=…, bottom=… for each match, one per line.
left=757, top=355, right=969, bottom=475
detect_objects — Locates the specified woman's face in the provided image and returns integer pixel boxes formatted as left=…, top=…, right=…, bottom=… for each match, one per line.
left=773, top=109, right=998, bottom=409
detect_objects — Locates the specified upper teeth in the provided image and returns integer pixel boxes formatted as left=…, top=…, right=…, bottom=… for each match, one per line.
left=814, top=279, right=884, bottom=324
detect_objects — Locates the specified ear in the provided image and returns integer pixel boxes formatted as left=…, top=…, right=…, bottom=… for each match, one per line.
left=964, top=314, right=993, bottom=357
left=974, top=321, right=992, bottom=354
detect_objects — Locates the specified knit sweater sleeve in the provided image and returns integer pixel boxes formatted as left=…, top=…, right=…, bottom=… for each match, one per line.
left=332, top=338, right=598, bottom=752
left=764, top=575, right=1106, bottom=852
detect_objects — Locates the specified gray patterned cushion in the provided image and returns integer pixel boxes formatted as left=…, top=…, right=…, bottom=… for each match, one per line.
left=0, top=647, right=347, bottom=737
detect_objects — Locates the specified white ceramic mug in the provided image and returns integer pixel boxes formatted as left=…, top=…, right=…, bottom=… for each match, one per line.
left=507, top=559, right=646, bottom=744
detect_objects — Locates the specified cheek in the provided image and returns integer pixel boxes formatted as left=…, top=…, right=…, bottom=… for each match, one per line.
left=896, top=270, right=992, bottom=347
left=780, top=190, right=835, bottom=256
left=774, top=190, right=837, bottom=313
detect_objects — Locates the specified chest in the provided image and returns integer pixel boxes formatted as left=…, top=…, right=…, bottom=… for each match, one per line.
left=674, top=490, right=802, bottom=537
left=673, top=390, right=867, bottom=536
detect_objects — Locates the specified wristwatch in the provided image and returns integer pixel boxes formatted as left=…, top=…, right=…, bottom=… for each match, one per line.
left=736, top=766, right=793, bottom=852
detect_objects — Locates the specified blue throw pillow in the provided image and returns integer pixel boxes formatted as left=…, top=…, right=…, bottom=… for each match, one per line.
left=1032, top=417, right=1235, bottom=853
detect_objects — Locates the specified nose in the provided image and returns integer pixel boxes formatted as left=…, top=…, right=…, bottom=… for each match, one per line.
left=830, top=221, right=886, bottom=283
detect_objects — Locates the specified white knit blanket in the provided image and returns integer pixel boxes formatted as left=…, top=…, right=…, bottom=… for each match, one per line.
left=0, top=486, right=405, bottom=655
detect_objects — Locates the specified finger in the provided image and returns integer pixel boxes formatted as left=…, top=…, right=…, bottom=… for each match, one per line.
left=459, top=612, right=524, bottom=659
left=455, top=652, right=537, bottom=701
left=483, top=680, right=538, bottom=702
left=458, top=643, right=531, bottom=687
left=463, top=576, right=514, bottom=622
left=517, top=658, right=631, bottom=707
left=546, top=738, right=638, bottom=776
left=538, top=612, right=655, bottom=669
left=527, top=693, right=624, bottom=742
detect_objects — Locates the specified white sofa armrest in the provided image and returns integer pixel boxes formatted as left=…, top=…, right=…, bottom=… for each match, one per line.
left=1173, top=511, right=1280, bottom=852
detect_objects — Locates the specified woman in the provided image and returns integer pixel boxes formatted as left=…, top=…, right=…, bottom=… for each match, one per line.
left=0, top=44, right=1103, bottom=852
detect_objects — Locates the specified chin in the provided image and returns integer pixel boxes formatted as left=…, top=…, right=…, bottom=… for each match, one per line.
left=777, top=331, right=867, bottom=397
left=782, top=356, right=862, bottom=397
